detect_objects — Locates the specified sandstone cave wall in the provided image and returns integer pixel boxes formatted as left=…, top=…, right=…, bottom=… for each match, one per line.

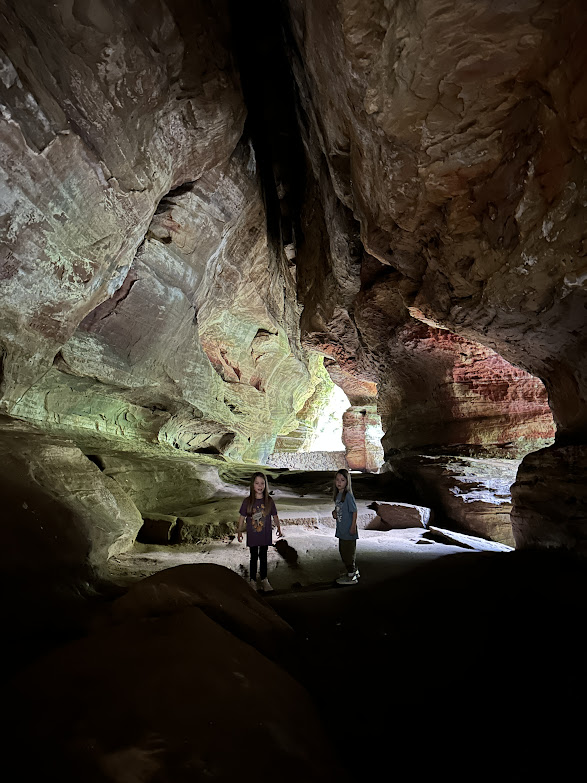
left=287, top=0, right=586, bottom=550
left=0, top=0, right=324, bottom=465
left=0, top=0, right=585, bottom=560
left=0, top=0, right=334, bottom=607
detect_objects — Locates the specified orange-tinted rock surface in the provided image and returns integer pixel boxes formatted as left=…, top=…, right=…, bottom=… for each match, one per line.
left=341, top=405, right=384, bottom=471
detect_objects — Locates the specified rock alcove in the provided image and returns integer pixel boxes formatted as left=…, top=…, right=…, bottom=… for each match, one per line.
left=1, top=1, right=585, bottom=781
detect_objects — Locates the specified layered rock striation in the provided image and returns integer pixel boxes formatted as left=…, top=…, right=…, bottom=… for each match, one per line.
left=0, top=1, right=323, bottom=465
left=287, top=0, right=585, bottom=550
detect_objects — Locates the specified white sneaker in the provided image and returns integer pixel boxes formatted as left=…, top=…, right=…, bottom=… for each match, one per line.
left=248, top=579, right=258, bottom=590
left=336, top=572, right=359, bottom=585
left=259, top=578, right=273, bottom=592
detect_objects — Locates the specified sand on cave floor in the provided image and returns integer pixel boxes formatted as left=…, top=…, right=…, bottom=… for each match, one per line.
left=107, top=519, right=472, bottom=594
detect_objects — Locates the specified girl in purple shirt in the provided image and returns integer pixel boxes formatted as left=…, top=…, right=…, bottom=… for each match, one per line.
left=237, top=472, right=283, bottom=592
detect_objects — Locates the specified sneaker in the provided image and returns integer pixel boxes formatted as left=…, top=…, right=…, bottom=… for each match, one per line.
left=338, top=568, right=360, bottom=579
left=336, top=572, right=359, bottom=585
left=248, top=578, right=258, bottom=590
left=259, top=578, right=273, bottom=592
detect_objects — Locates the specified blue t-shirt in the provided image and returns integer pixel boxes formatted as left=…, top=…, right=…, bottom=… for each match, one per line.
left=335, top=491, right=358, bottom=540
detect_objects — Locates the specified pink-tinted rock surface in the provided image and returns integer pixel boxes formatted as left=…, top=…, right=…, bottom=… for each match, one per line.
left=288, top=0, right=585, bottom=549
left=290, top=0, right=587, bottom=435
left=377, top=317, right=555, bottom=457
left=342, top=405, right=384, bottom=471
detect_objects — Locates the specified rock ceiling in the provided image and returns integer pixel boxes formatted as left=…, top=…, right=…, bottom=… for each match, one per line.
left=0, top=0, right=586, bottom=554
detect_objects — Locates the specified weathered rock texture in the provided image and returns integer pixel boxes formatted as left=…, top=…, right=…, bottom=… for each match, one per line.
left=366, top=501, right=431, bottom=530
left=290, top=0, right=587, bottom=428
left=1, top=0, right=586, bottom=557
left=267, top=450, right=348, bottom=471
left=0, top=426, right=142, bottom=571
left=0, top=0, right=241, bottom=401
left=0, top=0, right=322, bottom=466
left=0, top=421, right=143, bottom=644
left=342, top=404, right=384, bottom=471
left=391, top=455, right=519, bottom=545
left=377, top=314, right=555, bottom=458
left=8, top=564, right=346, bottom=783
left=287, top=0, right=586, bottom=549
left=511, top=443, right=587, bottom=553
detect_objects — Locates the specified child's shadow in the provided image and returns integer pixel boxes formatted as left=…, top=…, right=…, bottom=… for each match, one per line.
left=274, top=539, right=300, bottom=568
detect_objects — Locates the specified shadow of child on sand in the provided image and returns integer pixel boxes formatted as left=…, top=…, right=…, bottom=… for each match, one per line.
left=274, top=538, right=300, bottom=567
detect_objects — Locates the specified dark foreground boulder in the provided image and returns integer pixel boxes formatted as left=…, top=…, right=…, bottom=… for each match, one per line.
left=106, top=562, right=295, bottom=660
left=8, top=565, right=347, bottom=783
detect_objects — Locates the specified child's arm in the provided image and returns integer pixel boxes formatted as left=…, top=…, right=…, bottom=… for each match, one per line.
left=237, top=514, right=246, bottom=543
left=348, top=494, right=358, bottom=536
left=273, top=513, right=283, bottom=538
left=271, top=500, right=283, bottom=538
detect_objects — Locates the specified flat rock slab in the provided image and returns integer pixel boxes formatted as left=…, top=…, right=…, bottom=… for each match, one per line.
left=425, top=526, right=514, bottom=552
left=366, top=501, right=431, bottom=529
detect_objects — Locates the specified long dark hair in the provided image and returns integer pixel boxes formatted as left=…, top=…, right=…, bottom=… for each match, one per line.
left=333, top=469, right=352, bottom=502
left=247, top=471, right=270, bottom=514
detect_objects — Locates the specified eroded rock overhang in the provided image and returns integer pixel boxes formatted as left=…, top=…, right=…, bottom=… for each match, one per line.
left=0, top=0, right=585, bottom=558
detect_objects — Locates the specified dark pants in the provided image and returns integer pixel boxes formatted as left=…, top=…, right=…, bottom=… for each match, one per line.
left=338, top=539, right=357, bottom=573
left=249, top=545, right=268, bottom=580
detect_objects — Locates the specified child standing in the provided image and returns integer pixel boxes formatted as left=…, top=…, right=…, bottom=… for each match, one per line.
left=237, top=472, right=283, bottom=592
left=333, top=468, right=359, bottom=585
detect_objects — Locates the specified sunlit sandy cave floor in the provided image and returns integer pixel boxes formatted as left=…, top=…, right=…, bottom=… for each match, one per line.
left=108, top=485, right=470, bottom=590
left=107, top=523, right=469, bottom=592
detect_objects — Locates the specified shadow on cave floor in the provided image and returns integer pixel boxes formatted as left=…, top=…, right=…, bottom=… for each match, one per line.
left=4, top=523, right=585, bottom=781
left=104, top=524, right=586, bottom=776
left=266, top=547, right=586, bottom=781
left=106, top=523, right=469, bottom=593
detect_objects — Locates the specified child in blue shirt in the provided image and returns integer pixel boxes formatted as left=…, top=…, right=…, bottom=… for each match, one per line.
left=332, top=469, right=359, bottom=585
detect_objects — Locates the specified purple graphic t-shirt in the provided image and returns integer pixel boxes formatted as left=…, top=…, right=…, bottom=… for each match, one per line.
left=239, top=497, right=277, bottom=547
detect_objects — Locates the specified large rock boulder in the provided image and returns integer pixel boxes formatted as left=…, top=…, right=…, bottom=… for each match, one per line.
left=9, top=565, right=345, bottom=783
left=367, top=501, right=431, bottom=530
left=511, top=443, right=587, bottom=554
left=391, top=454, right=518, bottom=545
left=0, top=422, right=142, bottom=649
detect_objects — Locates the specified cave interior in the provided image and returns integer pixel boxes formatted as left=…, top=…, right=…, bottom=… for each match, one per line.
left=0, top=1, right=586, bottom=780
